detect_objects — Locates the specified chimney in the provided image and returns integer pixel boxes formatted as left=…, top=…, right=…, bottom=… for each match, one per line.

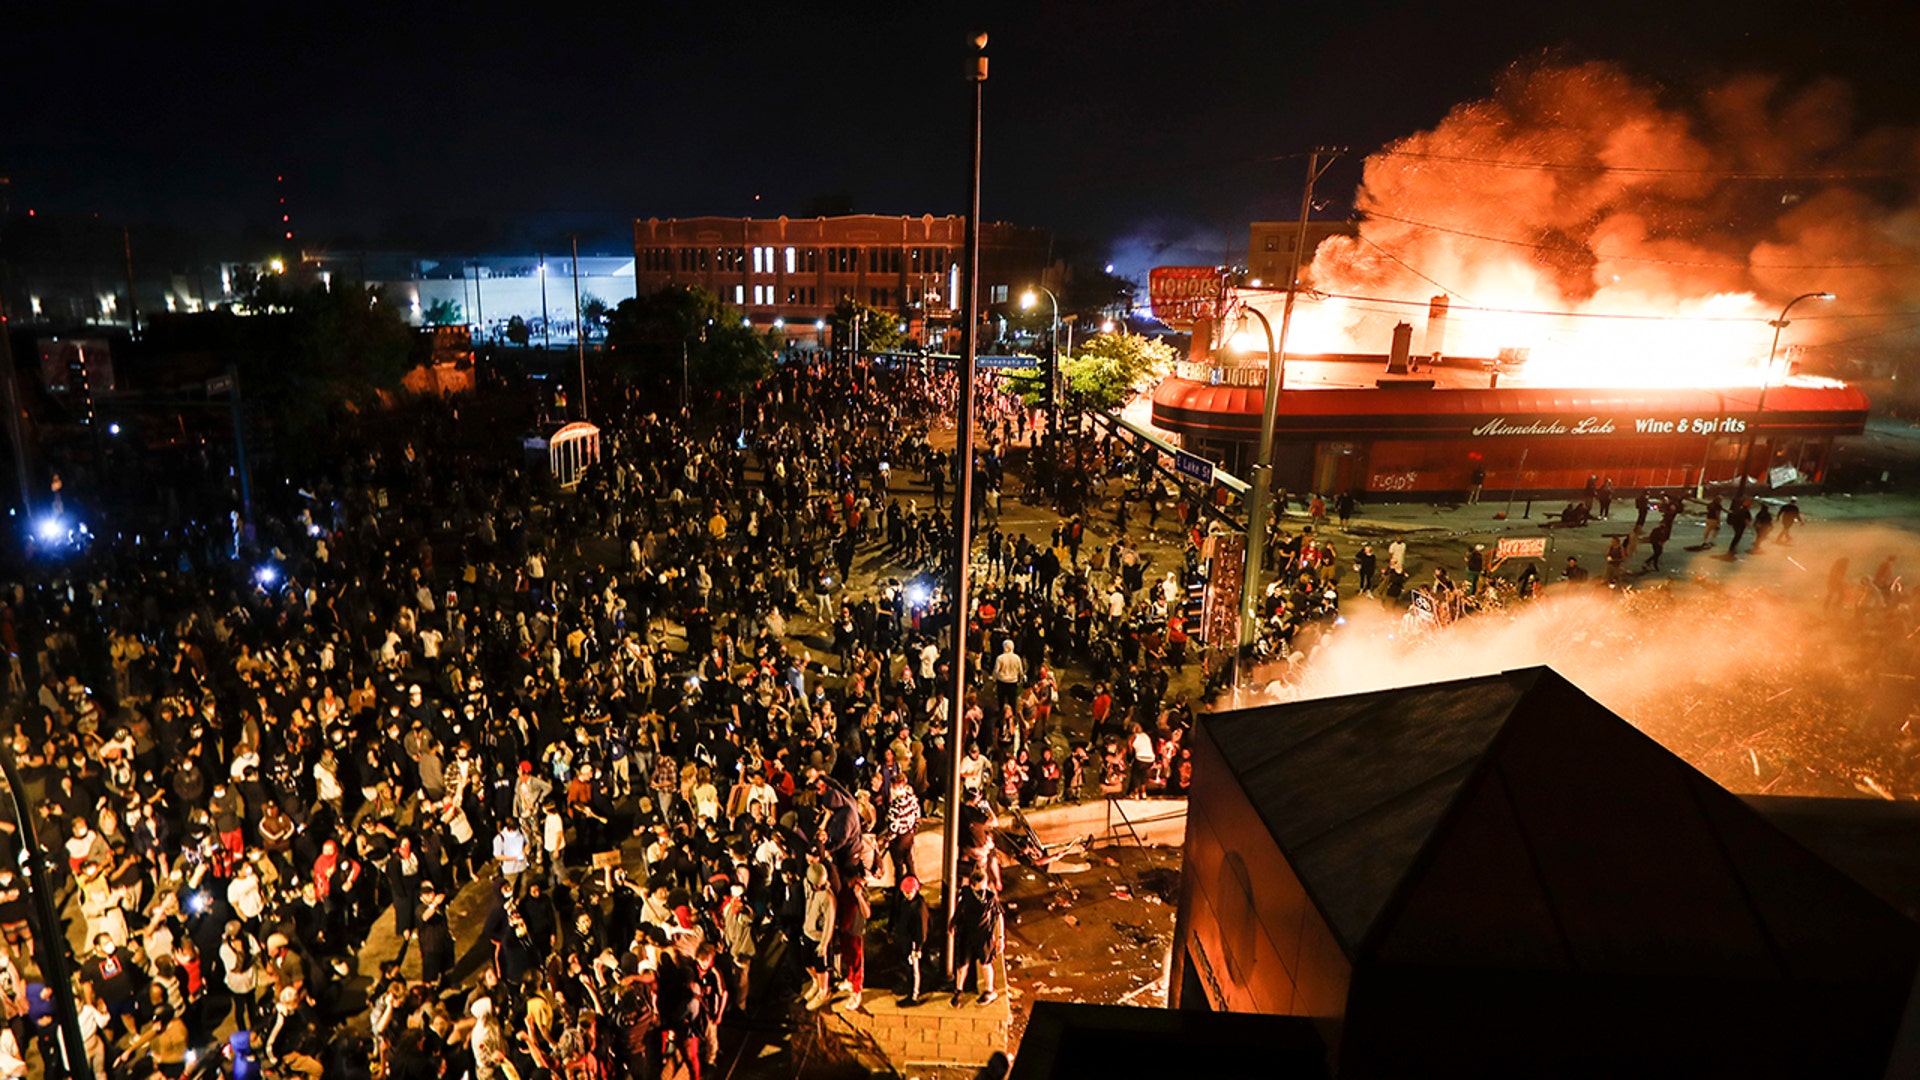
left=1387, top=321, right=1414, bottom=374
left=1188, top=315, right=1212, bottom=364
left=1424, top=295, right=1449, bottom=360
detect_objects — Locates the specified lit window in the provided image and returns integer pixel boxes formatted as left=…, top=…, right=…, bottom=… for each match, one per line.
left=752, top=247, right=763, bottom=274
left=785, top=246, right=796, bottom=274
left=734, top=285, right=745, bottom=304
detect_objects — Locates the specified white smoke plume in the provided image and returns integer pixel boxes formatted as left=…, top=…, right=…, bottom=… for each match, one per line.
left=1249, top=525, right=1920, bottom=799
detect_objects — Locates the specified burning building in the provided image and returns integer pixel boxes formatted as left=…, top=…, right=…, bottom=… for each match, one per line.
left=1148, top=61, right=1915, bottom=496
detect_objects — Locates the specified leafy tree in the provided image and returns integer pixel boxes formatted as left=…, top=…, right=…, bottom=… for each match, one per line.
left=830, top=297, right=908, bottom=355
left=423, top=298, right=464, bottom=326
left=227, top=281, right=414, bottom=444
left=1060, top=331, right=1177, bottom=411
left=506, top=315, right=531, bottom=346
left=606, top=285, right=771, bottom=395
left=580, top=294, right=610, bottom=341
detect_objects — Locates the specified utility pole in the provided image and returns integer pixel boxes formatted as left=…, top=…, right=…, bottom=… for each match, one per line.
left=0, top=177, right=31, bottom=517
left=0, top=744, right=92, bottom=1080
left=473, top=261, right=486, bottom=341
left=226, top=365, right=253, bottom=528
left=1239, top=148, right=1340, bottom=657
left=943, top=29, right=988, bottom=981
left=122, top=227, right=139, bottom=336
left=571, top=236, right=587, bottom=422
left=539, top=255, right=550, bottom=353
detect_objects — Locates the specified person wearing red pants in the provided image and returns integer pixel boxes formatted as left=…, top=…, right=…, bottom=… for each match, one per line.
left=836, top=877, right=871, bottom=1012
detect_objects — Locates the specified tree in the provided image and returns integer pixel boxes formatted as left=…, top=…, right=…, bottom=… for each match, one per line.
left=506, top=315, right=531, bottom=346
left=830, top=297, right=908, bottom=355
left=229, top=281, right=415, bottom=444
left=580, top=294, right=610, bottom=342
left=423, top=298, right=464, bottom=326
left=1059, top=331, right=1177, bottom=412
left=605, top=285, right=771, bottom=395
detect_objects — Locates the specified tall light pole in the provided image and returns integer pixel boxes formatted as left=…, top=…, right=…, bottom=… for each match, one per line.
left=538, top=257, right=550, bottom=353
left=1020, top=286, right=1059, bottom=440
left=571, top=236, right=587, bottom=422
left=1239, top=147, right=1340, bottom=658
left=1732, top=291, right=1834, bottom=507
left=944, top=29, right=988, bottom=981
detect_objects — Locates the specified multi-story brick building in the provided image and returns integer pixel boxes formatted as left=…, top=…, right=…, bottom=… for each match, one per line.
left=630, top=214, right=1051, bottom=346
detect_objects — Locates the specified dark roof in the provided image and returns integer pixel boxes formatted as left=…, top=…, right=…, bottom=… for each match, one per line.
left=1008, top=1002, right=1328, bottom=1080
left=1202, top=671, right=1525, bottom=954
left=1744, top=795, right=1920, bottom=922
left=1201, top=667, right=1920, bottom=981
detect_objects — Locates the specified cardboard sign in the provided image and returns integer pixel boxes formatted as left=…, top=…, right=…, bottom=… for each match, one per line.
left=1496, top=537, right=1547, bottom=559
left=591, top=850, right=623, bottom=871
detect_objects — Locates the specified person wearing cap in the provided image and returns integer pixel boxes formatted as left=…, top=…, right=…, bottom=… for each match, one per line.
left=492, top=818, right=529, bottom=894
left=220, top=920, right=264, bottom=1032
left=1465, top=543, right=1486, bottom=593
left=800, top=862, right=836, bottom=1011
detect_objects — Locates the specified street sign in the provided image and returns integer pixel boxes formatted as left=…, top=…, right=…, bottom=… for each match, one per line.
left=1174, top=450, right=1216, bottom=486
left=205, top=374, right=234, bottom=396
left=1495, top=537, right=1547, bottom=559
left=975, top=354, right=1040, bottom=371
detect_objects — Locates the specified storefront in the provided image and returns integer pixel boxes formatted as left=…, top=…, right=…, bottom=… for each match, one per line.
left=1151, top=372, right=1870, bottom=497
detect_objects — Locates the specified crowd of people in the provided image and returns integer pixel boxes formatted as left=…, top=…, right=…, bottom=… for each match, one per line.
left=0, top=354, right=1208, bottom=1080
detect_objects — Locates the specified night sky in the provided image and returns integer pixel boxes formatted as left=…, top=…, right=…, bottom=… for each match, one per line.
left=6, top=0, right=1918, bottom=272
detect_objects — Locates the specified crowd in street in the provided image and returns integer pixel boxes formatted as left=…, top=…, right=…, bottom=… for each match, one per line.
left=0, top=356, right=1205, bottom=1080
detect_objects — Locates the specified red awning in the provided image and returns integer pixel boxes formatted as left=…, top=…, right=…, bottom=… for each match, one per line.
left=1150, top=378, right=1870, bottom=439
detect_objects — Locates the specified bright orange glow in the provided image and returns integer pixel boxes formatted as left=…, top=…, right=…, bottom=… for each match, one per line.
left=1233, top=61, right=1919, bottom=391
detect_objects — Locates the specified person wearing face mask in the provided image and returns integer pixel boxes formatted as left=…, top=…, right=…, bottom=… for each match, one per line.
left=82, top=932, right=140, bottom=1039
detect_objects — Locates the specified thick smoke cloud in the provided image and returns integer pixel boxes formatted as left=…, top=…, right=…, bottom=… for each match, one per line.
left=1254, top=525, right=1920, bottom=799
left=1297, top=61, right=1920, bottom=382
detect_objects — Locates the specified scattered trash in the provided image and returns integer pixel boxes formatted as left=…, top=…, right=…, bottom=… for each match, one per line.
left=1112, top=886, right=1132, bottom=900
left=1062, top=914, right=1078, bottom=927
left=1048, top=860, right=1092, bottom=874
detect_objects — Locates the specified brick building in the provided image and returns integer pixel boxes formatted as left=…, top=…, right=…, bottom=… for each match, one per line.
left=630, top=214, right=1051, bottom=346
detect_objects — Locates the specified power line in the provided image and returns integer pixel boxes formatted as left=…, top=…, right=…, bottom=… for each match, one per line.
left=1371, top=148, right=1905, bottom=181
left=1363, top=209, right=1920, bottom=270
left=1354, top=232, right=1477, bottom=305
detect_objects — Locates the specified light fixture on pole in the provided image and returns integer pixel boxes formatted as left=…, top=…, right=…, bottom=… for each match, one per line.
left=1021, top=286, right=1060, bottom=438
left=1732, top=290, right=1833, bottom=506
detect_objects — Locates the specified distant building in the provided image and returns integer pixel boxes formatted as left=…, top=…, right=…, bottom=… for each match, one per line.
left=1246, top=221, right=1355, bottom=288
left=630, top=215, right=1052, bottom=347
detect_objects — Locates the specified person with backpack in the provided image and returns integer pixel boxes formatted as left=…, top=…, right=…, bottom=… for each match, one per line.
left=220, top=921, right=264, bottom=1033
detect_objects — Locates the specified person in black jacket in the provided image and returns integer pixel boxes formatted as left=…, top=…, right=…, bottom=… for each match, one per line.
left=416, top=882, right=454, bottom=987
left=948, top=873, right=1000, bottom=1007
left=891, top=875, right=929, bottom=1005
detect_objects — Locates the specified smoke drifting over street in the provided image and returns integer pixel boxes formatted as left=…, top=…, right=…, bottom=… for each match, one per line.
left=1294, top=61, right=1920, bottom=384
left=1260, top=525, right=1920, bottom=799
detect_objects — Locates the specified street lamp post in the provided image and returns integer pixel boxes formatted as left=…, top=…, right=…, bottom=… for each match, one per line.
left=1237, top=305, right=1278, bottom=649
left=538, top=257, right=550, bottom=353
left=1732, top=291, right=1834, bottom=507
left=943, top=29, right=988, bottom=982
left=1238, top=147, right=1339, bottom=660
left=1020, top=286, right=1060, bottom=440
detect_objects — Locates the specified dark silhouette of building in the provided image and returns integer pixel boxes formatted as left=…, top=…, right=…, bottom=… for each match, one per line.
left=1172, top=667, right=1920, bottom=1077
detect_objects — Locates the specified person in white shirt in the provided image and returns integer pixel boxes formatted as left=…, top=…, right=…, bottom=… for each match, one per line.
left=1388, top=537, right=1407, bottom=575
left=227, top=863, right=266, bottom=924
